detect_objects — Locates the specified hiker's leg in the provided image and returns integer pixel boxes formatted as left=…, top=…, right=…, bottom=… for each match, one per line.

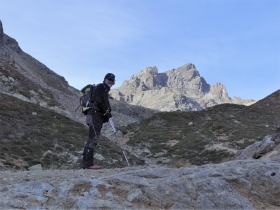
left=87, top=112, right=103, bottom=146
left=83, top=112, right=104, bottom=168
left=86, top=113, right=103, bottom=166
left=83, top=137, right=99, bottom=168
left=92, top=112, right=103, bottom=138
left=86, top=111, right=103, bottom=142
left=82, top=145, right=94, bottom=168
left=86, top=112, right=95, bottom=141
left=83, top=111, right=95, bottom=168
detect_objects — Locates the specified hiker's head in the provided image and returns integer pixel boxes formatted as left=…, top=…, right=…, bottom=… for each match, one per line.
left=104, top=73, right=115, bottom=87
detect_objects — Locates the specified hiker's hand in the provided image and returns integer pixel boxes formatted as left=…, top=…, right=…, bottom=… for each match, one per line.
left=103, top=111, right=112, bottom=119
left=103, top=110, right=112, bottom=123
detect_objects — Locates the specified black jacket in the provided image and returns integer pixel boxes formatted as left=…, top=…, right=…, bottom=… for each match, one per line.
left=92, top=82, right=111, bottom=114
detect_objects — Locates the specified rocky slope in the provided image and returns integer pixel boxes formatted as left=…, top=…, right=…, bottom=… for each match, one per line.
left=0, top=20, right=82, bottom=122
left=111, top=64, right=256, bottom=111
left=0, top=20, right=156, bottom=132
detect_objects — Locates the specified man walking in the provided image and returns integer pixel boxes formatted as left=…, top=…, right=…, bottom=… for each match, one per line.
left=82, top=73, right=115, bottom=169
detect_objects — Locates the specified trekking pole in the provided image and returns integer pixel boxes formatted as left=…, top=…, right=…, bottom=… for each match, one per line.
left=74, top=104, right=81, bottom=112
left=109, top=118, right=130, bottom=166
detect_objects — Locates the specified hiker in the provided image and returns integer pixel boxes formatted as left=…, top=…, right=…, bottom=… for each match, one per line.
left=82, top=73, right=115, bottom=169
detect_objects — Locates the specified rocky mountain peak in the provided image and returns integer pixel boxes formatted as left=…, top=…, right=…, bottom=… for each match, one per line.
left=208, top=82, right=229, bottom=99
left=3, top=35, right=22, bottom=54
left=177, top=62, right=196, bottom=71
left=0, top=20, right=22, bottom=55
left=111, top=63, right=254, bottom=111
left=127, top=66, right=160, bottom=91
left=136, top=66, right=158, bottom=77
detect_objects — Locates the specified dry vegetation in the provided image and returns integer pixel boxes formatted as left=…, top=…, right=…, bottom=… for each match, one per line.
left=0, top=92, right=144, bottom=170
left=120, top=90, right=280, bottom=166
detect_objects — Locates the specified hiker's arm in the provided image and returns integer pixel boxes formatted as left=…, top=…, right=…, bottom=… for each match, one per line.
left=94, top=85, right=108, bottom=113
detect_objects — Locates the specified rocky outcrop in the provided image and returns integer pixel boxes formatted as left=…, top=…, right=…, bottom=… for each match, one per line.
left=165, top=63, right=210, bottom=97
left=0, top=20, right=21, bottom=54
left=235, top=131, right=280, bottom=160
left=111, top=63, right=256, bottom=111
left=0, top=157, right=279, bottom=209
left=3, top=34, right=22, bottom=54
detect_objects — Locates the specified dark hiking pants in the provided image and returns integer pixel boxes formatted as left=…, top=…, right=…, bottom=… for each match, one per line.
left=83, top=110, right=103, bottom=168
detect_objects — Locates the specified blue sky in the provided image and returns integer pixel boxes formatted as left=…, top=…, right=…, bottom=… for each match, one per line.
left=1, top=0, right=279, bottom=100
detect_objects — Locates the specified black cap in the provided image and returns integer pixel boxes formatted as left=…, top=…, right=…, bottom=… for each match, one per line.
left=104, top=73, right=115, bottom=81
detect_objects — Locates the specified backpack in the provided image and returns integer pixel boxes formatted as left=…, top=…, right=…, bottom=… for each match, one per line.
left=79, top=84, right=95, bottom=115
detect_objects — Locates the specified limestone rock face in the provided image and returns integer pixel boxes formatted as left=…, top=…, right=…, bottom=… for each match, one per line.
left=235, top=132, right=280, bottom=160
left=165, top=63, right=209, bottom=97
left=111, top=63, right=256, bottom=111
left=0, top=21, right=21, bottom=54
left=3, top=34, right=22, bottom=54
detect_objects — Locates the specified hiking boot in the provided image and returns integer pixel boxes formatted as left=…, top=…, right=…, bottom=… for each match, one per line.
left=87, top=165, right=102, bottom=170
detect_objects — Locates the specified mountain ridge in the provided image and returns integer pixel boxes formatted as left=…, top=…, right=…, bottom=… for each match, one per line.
left=111, top=63, right=256, bottom=111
